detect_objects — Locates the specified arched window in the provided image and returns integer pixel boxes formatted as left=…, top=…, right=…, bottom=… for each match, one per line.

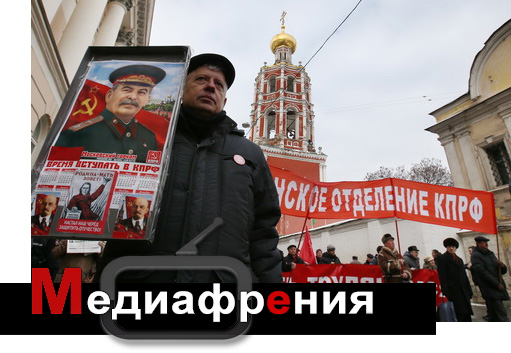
left=268, top=76, right=276, bottom=93
left=266, top=111, right=276, bottom=139
left=286, top=110, right=296, bottom=139
left=287, top=76, right=295, bottom=92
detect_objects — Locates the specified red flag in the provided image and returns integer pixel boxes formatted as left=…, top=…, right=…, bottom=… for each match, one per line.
left=300, top=227, right=317, bottom=264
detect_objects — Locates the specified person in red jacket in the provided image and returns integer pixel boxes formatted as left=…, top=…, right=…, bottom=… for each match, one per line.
left=66, top=177, right=111, bottom=220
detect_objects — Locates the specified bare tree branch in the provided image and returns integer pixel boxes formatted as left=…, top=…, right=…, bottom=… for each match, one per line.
left=364, top=158, right=453, bottom=186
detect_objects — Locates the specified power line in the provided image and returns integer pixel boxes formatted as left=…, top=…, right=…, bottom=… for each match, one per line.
left=246, top=0, right=364, bottom=136
left=315, top=91, right=463, bottom=114
left=301, top=0, right=363, bottom=70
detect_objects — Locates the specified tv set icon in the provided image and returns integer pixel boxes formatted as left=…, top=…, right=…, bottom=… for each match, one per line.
left=99, top=218, right=253, bottom=339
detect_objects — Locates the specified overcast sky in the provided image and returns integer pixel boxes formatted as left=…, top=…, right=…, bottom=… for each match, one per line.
left=149, top=0, right=511, bottom=182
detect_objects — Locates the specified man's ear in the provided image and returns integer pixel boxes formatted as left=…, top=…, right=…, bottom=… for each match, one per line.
left=105, top=89, right=113, bottom=104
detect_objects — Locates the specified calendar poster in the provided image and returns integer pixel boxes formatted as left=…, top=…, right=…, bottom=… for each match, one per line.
left=31, top=46, right=190, bottom=241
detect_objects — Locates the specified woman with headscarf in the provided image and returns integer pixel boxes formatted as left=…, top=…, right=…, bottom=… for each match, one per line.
left=423, top=256, right=437, bottom=270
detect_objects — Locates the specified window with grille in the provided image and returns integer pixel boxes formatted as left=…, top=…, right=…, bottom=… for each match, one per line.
left=286, top=110, right=296, bottom=139
left=268, top=76, right=276, bottom=93
left=266, top=111, right=276, bottom=139
left=485, top=142, right=511, bottom=186
left=287, top=76, right=294, bottom=92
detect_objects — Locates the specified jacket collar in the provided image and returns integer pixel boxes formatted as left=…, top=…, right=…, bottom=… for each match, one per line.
left=381, top=246, right=399, bottom=256
left=474, top=245, right=492, bottom=256
left=101, top=108, right=138, bottom=139
left=177, top=106, right=243, bottom=143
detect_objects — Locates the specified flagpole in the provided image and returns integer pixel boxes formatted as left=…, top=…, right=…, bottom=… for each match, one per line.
left=390, top=178, right=405, bottom=280
left=294, top=185, right=316, bottom=262
left=286, top=185, right=316, bottom=283
left=295, top=214, right=309, bottom=262
left=394, top=218, right=402, bottom=256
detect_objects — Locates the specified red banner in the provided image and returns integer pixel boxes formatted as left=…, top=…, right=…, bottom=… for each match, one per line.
left=283, top=264, right=446, bottom=306
left=270, top=166, right=497, bottom=235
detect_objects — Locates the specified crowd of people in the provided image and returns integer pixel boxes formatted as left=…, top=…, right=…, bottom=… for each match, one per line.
left=281, top=233, right=510, bottom=322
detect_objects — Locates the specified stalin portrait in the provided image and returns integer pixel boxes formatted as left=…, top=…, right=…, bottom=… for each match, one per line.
left=55, top=64, right=166, bottom=163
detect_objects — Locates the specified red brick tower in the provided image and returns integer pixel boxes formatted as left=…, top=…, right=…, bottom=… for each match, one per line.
left=248, top=15, right=329, bottom=235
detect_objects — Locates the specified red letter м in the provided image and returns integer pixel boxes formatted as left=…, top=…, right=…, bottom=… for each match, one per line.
left=32, top=268, right=82, bottom=314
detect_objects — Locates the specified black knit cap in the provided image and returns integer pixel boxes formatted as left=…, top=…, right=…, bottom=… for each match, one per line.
left=187, top=53, right=236, bottom=89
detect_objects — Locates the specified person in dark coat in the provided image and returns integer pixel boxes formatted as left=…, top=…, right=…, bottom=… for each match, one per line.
left=316, top=249, right=323, bottom=264
left=97, top=54, right=282, bottom=283
left=282, top=245, right=308, bottom=271
left=371, top=246, right=383, bottom=265
left=432, top=249, right=442, bottom=259
left=436, top=238, right=473, bottom=322
left=31, top=238, right=59, bottom=281
left=403, top=245, right=421, bottom=270
left=471, top=236, right=509, bottom=322
left=364, top=254, right=374, bottom=265
left=319, top=244, right=341, bottom=264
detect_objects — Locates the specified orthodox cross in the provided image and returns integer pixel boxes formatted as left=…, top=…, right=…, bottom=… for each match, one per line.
left=280, top=11, right=287, bottom=26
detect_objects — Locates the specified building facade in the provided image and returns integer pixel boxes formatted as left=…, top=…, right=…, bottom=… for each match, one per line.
left=427, top=19, right=511, bottom=293
left=31, top=0, right=155, bottom=166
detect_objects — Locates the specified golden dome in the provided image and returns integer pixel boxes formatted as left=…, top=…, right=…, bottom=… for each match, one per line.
left=270, top=25, right=297, bottom=53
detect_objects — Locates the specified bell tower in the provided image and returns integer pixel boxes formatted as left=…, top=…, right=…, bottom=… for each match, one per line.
left=248, top=13, right=328, bottom=234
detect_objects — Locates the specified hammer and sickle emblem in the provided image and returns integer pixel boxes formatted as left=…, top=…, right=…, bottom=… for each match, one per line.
left=72, top=95, right=98, bottom=116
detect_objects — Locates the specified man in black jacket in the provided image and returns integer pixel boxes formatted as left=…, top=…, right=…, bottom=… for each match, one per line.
left=319, top=245, right=341, bottom=264
left=436, top=238, right=473, bottom=321
left=471, top=236, right=510, bottom=321
left=99, top=53, right=282, bottom=283
left=403, top=245, right=421, bottom=270
left=282, top=245, right=308, bottom=271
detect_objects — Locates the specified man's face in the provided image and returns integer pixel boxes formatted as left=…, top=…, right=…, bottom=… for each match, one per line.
left=182, top=66, right=227, bottom=119
left=328, top=249, right=336, bottom=256
left=80, top=184, right=91, bottom=195
left=288, top=247, right=297, bottom=256
left=105, top=83, right=151, bottom=123
left=477, top=241, right=489, bottom=250
left=446, top=245, right=457, bottom=254
left=131, top=198, right=149, bottom=220
left=316, top=250, right=322, bottom=257
left=40, top=195, right=57, bottom=217
left=410, top=250, right=419, bottom=258
left=385, top=239, right=395, bottom=250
